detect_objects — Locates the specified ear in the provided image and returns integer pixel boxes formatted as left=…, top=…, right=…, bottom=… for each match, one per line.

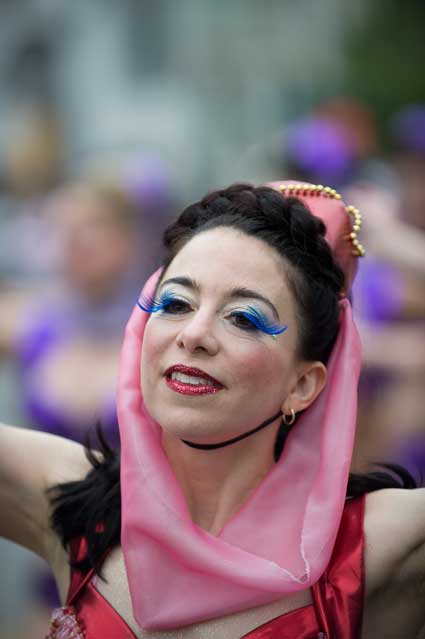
left=281, top=361, right=327, bottom=416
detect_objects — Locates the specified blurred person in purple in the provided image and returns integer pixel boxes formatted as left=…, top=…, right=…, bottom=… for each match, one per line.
left=15, top=178, right=146, bottom=447
left=275, top=99, right=425, bottom=473
left=381, top=105, right=425, bottom=477
left=345, top=104, right=425, bottom=473
left=3, top=176, right=167, bottom=626
left=278, top=98, right=386, bottom=191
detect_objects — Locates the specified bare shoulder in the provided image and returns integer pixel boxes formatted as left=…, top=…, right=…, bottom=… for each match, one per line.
left=362, top=488, right=425, bottom=637
left=0, top=424, right=92, bottom=560
left=364, top=487, right=425, bottom=594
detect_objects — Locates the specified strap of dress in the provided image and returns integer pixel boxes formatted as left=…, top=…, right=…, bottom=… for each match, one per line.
left=312, top=494, right=366, bottom=639
left=66, top=537, right=97, bottom=605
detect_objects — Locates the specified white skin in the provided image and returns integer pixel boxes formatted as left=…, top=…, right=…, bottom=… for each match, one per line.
left=0, top=226, right=424, bottom=637
left=140, top=227, right=326, bottom=533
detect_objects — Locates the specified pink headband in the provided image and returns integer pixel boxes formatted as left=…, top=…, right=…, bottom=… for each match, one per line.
left=117, top=181, right=363, bottom=630
left=266, top=180, right=365, bottom=293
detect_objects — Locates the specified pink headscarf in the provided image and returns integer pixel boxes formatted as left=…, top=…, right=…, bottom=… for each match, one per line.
left=117, top=181, right=363, bottom=630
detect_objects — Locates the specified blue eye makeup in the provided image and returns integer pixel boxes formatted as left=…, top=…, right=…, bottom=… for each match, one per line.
left=137, top=290, right=189, bottom=315
left=229, top=306, right=288, bottom=337
left=137, top=291, right=287, bottom=339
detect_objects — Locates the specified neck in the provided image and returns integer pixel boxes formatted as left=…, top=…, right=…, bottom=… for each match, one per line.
left=162, top=419, right=280, bottom=535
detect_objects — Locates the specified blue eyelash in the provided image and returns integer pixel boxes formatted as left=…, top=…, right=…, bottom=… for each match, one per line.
left=137, top=294, right=287, bottom=337
left=137, top=290, right=179, bottom=313
left=236, top=306, right=288, bottom=336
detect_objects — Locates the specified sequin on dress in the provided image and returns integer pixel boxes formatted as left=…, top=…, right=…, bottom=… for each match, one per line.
left=45, top=606, right=85, bottom=639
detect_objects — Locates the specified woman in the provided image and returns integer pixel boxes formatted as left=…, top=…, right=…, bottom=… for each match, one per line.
left=1, top=182, right=424, bottom=638
left=15, top=179, right=141, bottom=446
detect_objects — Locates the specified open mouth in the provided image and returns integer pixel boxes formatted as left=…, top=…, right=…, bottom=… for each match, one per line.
left=165, top=365, right=224, bottom=395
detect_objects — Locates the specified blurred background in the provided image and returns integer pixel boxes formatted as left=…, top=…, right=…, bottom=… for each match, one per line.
left=0, top=0, right=424, bottom=636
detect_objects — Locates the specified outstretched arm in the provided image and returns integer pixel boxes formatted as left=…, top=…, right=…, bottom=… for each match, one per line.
left=0, top=423, right=90, bottom=561
left=364, top=487, right=425, bottom=636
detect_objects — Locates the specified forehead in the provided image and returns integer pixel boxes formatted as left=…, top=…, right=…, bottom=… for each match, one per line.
left=164, top=227, right=293, bottom=305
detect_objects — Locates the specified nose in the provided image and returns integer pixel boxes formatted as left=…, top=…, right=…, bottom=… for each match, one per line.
left=175, top=311, right=219, bottom=356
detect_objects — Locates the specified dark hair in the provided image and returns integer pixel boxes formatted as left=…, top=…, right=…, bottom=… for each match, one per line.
left=162, top=183, right=345, bottom=364
left=49, top=183, right=418, bottom=575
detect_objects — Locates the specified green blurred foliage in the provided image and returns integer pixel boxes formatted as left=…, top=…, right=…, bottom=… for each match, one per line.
left=343, top=0, right=425, bottom=125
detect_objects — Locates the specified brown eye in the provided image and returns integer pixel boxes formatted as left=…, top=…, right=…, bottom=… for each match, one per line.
left=163, top=299, right=191, bottom=314
left=229, top=312, right=258, bottom=331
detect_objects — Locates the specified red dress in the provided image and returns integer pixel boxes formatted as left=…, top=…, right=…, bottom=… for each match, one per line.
left=46, top=496, right=365, bottom=639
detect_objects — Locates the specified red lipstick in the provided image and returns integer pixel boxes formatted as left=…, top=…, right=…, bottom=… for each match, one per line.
left=165, top=365, right=224, bottom=396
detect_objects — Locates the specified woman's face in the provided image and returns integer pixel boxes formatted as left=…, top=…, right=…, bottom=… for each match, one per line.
left=141, top=227, right=302, bottom=445
left=52, top=188, right=134, bottom=299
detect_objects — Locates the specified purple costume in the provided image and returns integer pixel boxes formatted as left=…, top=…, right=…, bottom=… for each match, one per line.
left=17, top=281, right=140, bottom=446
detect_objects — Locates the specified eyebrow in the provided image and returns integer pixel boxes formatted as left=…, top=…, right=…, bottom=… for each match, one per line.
left=159, top=276, right=280, bottom=319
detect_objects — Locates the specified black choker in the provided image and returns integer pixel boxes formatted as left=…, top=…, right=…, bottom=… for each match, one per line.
left=181, top=410, right=283, bottom=450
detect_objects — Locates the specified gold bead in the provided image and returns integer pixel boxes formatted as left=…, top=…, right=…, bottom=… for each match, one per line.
left=334, top=193, right=341, bottom=200
left=342, top=202, right=366, bottom=255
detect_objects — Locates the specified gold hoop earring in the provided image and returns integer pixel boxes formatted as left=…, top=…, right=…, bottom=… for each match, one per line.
left=283, top=408, right=296, bottom=426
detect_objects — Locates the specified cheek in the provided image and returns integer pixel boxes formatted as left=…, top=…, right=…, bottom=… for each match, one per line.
left=140, top=320, right=167, bottom=391
left=141, top=320, right=163, bottom=362
left=230, top=342, right=290, bottom=392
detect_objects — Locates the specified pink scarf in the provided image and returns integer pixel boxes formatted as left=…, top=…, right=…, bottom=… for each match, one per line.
left=117, top=182, right=362, bottom=630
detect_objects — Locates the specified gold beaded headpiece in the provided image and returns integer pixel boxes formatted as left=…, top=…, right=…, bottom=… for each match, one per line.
left=266, top=180, right=365, bottom=294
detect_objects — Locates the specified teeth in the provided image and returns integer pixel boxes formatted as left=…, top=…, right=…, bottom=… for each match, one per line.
left=171, top=371, right=215, bottom=387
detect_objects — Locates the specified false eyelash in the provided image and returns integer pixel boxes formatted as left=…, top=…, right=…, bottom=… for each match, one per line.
left=243, top=306, right=288, bottom=336
left=137, top=290, right=178, bottom=313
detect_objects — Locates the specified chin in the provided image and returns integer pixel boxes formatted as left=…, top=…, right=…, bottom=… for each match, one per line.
left=157, top=416, right=213, bottom=443
left=146, top=393, right=260, bottom=445
left=152, top=409, right=225, bottom=445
